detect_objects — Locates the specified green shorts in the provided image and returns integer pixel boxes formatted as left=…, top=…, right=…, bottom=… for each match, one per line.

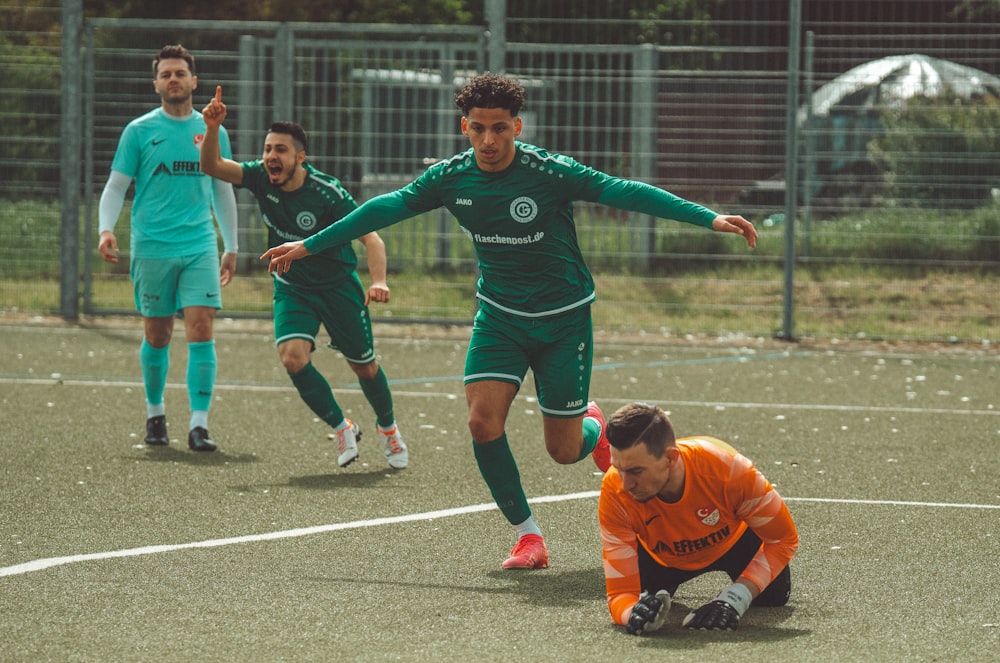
left=272, top=274, right=375, bottom=364
left=130, top=253, right=222, bottom=317
left=464, top=300, right=593, bottom=417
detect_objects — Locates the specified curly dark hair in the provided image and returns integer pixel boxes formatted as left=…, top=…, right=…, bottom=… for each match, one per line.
left=605, top=403, right=676, bottom=458
left=153, top=44, right=195, bottom=76
left=454, top=72, right=526, bottom=116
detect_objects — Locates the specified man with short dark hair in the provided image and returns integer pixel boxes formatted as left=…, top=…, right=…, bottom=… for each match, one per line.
left=99, top=44, right=238, bottom=453
left=261, top=73, right=758, bottom=569
left=200, top=89, right=407, bottom=469
left=599, top=402, right=798, bottom=635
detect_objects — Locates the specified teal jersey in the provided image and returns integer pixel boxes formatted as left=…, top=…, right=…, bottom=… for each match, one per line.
left=240, top=161, right=359, bottom=289
left=110, top=107, right=233, bottom=258
left=303, top=141, right=718, bottom=317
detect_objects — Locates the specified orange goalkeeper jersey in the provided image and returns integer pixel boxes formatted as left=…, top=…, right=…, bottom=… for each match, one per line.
left=599, top=436, right=799, bottom=625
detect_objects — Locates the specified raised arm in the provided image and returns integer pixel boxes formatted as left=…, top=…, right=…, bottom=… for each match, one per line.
left=200, top=86, right=244, bottom=186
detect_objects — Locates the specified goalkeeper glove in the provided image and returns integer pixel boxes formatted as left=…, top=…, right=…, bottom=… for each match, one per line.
left=682, top=582, right=753, bottom=631
left=625, top=589, right=671, bottom=635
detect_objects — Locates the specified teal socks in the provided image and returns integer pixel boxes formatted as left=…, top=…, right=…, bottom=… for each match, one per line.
left=186, top=340, right=216, bottom=414
left=140, top=338, right=169, bottom=414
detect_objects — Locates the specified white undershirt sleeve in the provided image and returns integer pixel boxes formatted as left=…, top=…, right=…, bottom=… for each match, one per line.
left=98, top=170, right=132, bottom=234
left=212, top=178, right=239, bottom=254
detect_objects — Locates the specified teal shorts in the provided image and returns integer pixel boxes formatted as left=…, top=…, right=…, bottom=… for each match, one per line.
left=272, top=274, right=375, bottom=365
left=130, top=253, right=222, bottom=317
left=464, top=300, right=593, bottom=417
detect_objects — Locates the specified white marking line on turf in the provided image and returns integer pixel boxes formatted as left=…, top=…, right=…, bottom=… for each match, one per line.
left=783, top=497, right=1000, bottom=509
left=2, top=376, right=998, bottom=417
left=2, top=492, right=998, bottom=579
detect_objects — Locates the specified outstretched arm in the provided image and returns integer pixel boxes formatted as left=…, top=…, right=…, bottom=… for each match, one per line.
left=261, top=190, right=418, bottom=274
left=597, top=178, right=757, bottom=248
left=200, top=86, right=244, bottom=186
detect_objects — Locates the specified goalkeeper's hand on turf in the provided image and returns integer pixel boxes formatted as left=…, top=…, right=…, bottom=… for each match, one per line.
left=625, top=589, right=671, bottom=635
left=682, top=583, right=753, bottom=631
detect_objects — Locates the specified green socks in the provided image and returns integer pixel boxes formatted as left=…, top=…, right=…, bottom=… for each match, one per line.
left=474, top=433, right=531, bottom=526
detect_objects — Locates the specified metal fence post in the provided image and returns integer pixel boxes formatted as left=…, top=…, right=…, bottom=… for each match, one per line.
left=82, top=22, right=95, bottom=313
left=632, top=43, right=657, bottom=271
left=59, top=0, right=83, bottom=320
left=275, top=23, right=294, bottom=122
left=801, top=30, right=815, bottom=258
left=781, top=0, right=802, bottom=341
left=237, top=34, right=262, bottom=268
left=485, top=0, right=506, bottom=73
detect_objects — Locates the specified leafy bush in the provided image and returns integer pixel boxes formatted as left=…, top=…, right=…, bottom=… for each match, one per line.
left=870, top=93, right=1000, bottom=208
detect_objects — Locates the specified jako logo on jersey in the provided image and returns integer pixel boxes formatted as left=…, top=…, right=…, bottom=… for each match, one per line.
left=455, top=197, right=473, bottom=206
left=194, top=134, right=205, bottom=146
left=510, top=196, right=538, bottom=223
left=697, top=507, right=721, bottom=526
left=296, top=211, right=317, bottom=231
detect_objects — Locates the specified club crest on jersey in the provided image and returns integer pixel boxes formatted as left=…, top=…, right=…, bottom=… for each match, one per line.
left=697, top=507, right=721, bottom=526
left=297, top=211, right=317, bottom=231
left=509, top=196, right=538, bottom=223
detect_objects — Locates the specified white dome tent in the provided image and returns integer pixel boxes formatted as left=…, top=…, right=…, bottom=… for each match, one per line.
left=742, top=54, right=1000, bottom=215
left=803, top=53, right=1000, bottom=121
left=800, top=53, right=1000, bottom=208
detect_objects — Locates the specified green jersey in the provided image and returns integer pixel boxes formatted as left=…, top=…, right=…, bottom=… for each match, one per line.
left=303, top=141, right=717, bottom=316
left=241, top=161, right=359, bottom=289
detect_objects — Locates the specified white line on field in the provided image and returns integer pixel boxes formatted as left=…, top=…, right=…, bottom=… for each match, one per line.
left=2, top=376, right=997, bottom=416
left=2, top=492, right=997, bottom=579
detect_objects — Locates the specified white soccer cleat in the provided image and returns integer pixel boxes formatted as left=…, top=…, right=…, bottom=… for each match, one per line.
left=333, top=419, right=361, bottom=467
left=378, top=423, right=408, bottom=469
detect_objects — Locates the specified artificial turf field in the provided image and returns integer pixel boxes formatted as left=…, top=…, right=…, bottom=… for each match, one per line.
left=1, top=317, right=998, bottom=662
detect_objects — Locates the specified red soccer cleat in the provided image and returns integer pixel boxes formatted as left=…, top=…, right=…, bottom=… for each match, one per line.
left=502, top=534, right=549, bottom=570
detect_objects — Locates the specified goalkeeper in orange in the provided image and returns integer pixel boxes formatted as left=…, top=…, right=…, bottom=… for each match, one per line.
left=597, top=402, right=798, bottom=635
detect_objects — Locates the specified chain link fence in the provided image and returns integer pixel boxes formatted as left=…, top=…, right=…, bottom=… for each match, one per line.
left=1, top=1, right=997, bottom=343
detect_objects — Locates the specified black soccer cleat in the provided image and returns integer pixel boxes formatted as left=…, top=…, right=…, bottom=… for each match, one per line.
left=187, top=426, right=217, bottom=452
left=144, top=415, right=169, bottom=446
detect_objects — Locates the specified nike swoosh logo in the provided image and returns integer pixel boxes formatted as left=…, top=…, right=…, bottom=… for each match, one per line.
left=644, top=515, right=661, bottom=526
left=205, top=293, right=217, bottom=298
left=152, top=138, right=166, bottom=146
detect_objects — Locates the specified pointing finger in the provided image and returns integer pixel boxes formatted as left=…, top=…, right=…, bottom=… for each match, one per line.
left=215, top=85, right=222, bottom=103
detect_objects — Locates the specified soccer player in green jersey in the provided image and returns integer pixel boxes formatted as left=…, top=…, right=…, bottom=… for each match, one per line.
left=199, top=88, right=408, bottom=469
left=262, top=73, right=757, bottom=569
left=98, top=45, right=238, bottom=453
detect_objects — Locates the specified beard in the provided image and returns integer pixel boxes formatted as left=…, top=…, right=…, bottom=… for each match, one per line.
left=268, top=160, right=299, bottom=187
